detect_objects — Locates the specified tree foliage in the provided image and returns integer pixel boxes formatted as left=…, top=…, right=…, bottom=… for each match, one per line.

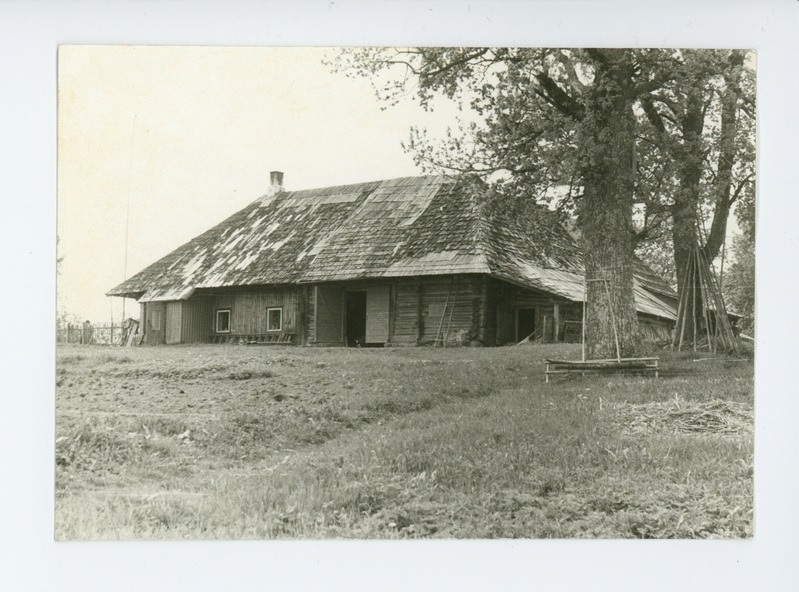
left=335, top=48, right=755, bottom=354
left=725, top=182, right=756, bottom=334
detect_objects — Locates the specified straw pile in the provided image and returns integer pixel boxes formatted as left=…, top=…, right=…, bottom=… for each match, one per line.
left=626, top=397, right=753, bottom=435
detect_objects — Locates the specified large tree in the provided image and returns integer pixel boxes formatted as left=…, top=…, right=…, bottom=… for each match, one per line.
left=635, top=50, right=755, bottom=339
left=337, top=47, right=755, bottom=354
left=340, top=48, right=677, bottom=357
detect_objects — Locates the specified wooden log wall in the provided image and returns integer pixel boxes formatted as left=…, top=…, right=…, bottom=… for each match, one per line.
left=638, top=314, right=673, bottom=342
left=487, top=278, right=573, bottom=345
left=419, top=275, right=481, bottom=345
left=392, top=281, right=421, bottom=345
left=353, top=275, right=483, bottom=346
left=493, top=281, right=515, bottom=345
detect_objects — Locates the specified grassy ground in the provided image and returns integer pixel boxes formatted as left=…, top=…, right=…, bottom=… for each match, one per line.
left=55, top=343, right=753, bottom=539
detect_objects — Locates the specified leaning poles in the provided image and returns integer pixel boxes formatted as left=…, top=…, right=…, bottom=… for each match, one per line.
left=671, top=240, right=739, bottom=354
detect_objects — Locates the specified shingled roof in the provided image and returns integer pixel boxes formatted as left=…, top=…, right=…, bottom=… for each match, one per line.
left=108, top=174, right=676, bottom=320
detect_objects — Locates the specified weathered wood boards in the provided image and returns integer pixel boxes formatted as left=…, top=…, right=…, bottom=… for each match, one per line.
left=544, top=357, right=660, bottom=382
left=135, top=273, right=672, bottom=348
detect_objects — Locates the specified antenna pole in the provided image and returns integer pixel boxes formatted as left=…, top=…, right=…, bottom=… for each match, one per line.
left=122, top=115, right=137, bottom=322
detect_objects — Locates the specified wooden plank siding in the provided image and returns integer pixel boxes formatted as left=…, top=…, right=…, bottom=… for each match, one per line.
left=212, top=287, right=301, bottom=338
left=365, top=286, right=391, bottom=344
left=392, top=280, right=422, bottom=344
left=181, top=295, right=213, bottom=343
left=420, top=275, right=481, bottom=344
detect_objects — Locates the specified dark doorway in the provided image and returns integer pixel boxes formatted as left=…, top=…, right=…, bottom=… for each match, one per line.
left=516, top=308, right=536, bottom=341
left=345, top=291, right=367, bottom=347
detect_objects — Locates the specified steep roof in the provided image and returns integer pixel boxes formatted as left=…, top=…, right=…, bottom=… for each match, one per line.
left=108, top=174, right=676, bottom=320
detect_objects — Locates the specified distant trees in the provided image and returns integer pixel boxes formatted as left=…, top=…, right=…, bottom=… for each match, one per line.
left=337, top=47, right=755, bottom=354
left=725, top=183, right=755, bottom=334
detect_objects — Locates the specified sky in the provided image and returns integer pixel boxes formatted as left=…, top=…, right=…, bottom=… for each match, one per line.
left=57, top=45, right=462, bottom=323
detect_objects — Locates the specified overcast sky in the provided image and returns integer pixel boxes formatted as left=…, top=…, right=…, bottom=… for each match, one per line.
left=58, top=45, right=462, bottom=322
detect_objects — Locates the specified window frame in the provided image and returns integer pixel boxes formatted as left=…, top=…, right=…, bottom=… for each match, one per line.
left=215, top=309, right=231, bottom=333
left=266, top=307, right=283, bottom=332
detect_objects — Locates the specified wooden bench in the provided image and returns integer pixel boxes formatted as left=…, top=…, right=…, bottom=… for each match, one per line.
left=545, top=357, right=659, bottom=383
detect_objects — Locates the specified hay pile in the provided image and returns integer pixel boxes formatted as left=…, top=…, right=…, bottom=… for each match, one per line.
left=627, top=398, right=753, bottom=435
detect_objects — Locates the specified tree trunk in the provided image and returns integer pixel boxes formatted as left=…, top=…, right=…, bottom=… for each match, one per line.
left=578, top=51, right=641, bottom=359
left=672, top=155, right=703, bottom=343
left=701, top=50, right=745, bottom=262
left=671, top=82, right=707, bottom=345
left=672, top=51, right=745, bottom=346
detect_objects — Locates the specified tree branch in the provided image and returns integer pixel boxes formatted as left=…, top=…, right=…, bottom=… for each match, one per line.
left=640, top=95, right=666, bottom=133
left=534, top=72, right=585, bottom=121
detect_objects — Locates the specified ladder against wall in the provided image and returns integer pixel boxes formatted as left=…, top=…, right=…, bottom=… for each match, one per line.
left=433, top=277, right=459, bottom=347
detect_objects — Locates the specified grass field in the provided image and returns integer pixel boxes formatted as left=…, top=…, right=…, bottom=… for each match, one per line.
left=54, top=343, right=753, bottom=539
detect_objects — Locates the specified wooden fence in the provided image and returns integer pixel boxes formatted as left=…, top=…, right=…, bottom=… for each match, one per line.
left=56, top=322, right=126, bottom=345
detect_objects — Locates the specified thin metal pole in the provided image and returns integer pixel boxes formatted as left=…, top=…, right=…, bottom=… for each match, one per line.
left=122, top=115, right=137, bottom=322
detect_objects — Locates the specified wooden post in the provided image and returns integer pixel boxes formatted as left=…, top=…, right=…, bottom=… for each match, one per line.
left=553, top=303, right=560, bottom=343
left=601, top=280, right=621, bottom=363
left=416, top=278, right=422, bottom=343
left=581, top=276, right=587, bottom=362
left=312, top=286, right=318, bottom=344
left=677, top=248, right=693, bottom=351
left=691, top=253, right=697, bottom=352
left=443, top=276, right=459, bottom=346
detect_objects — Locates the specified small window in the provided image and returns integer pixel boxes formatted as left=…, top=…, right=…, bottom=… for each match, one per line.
left=150, top=309, right=161, bottom=331
left=216, top=309, right=231, bottom=333
left=267, top=307, right=283, bottom=332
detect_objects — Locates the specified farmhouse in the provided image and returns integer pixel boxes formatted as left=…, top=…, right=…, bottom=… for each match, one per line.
left=108, top=173, right=677, bottom=346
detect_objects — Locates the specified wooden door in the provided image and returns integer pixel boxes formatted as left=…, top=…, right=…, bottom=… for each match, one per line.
left=365, top=286, right=391, bottom=344
left=314, top=286, right=344, bottom=344
left=165, top=301, right=183, bottom=344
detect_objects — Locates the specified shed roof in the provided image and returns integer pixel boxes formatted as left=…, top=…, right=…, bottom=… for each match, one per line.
left=108, top=174, right=676, bottom=320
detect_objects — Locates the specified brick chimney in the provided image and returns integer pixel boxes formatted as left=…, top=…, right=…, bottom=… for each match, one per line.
left=269, top=171, right=284, bottom=195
